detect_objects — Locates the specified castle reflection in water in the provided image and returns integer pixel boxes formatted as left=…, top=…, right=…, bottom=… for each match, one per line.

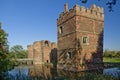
left=12, top=65, right=103, bottom=80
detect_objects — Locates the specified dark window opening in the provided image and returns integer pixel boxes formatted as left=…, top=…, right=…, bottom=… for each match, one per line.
left=68, top=52, right=72, bottom=58
left=47, top=60, right=48, bottom=63
left=45, top=41, right=49, bottom=46
left=83, top=37, right=88, bottom=44
left=67, top=52, right=72, bottom=59
left=59, top=26, right=63, bottom=34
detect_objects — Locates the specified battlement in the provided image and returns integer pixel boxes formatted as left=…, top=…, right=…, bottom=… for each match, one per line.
left=57, top=4, right=104, bottom=25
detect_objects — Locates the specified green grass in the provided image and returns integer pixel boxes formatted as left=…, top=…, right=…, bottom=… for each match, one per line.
left=103, top=57, right=120, bottom=63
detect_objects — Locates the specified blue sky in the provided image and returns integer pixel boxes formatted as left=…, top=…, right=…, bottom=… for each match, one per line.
left=0, top=0, right=120, bottom=50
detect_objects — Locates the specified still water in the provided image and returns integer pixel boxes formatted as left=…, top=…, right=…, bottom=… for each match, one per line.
left=5, top=65, right=120, bottom=80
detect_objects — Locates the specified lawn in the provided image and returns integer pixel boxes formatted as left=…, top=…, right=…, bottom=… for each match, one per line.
left=103, top=57, right=120, bottom=63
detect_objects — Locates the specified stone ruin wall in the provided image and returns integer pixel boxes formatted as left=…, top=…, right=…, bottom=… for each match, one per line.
left=27, top=40, right=57, bottom=64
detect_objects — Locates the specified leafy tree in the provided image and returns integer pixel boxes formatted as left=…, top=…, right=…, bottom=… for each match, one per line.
left=9, top=45, right=27, bottom=58
left=0, top=23, right=13, bottom=73
left=116, top=51, right=120, bottom=58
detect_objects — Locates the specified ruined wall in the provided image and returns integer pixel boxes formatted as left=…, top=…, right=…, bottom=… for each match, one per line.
left=50, top=43, right=57, bottom=63
left=27, top=40, right=57, bottom=64
left=27, top=45, right=33, bottom=59
left=42, top=40, right=51, bottom=63
left=33, top=41, right=42, bottom=64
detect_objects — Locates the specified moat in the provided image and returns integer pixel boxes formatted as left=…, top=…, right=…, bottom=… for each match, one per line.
left=3, top=65, right=120, bottom=80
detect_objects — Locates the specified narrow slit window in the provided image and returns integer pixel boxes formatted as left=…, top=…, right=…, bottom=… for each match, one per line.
left=68, top=52, right=72, bottom=59
left=59, top=26, right=63, bottom=34
left=83, top=37, right=88, bottom=44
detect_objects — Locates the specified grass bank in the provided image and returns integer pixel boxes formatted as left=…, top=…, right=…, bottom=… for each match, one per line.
left=103, top=57, right=120, bottom=63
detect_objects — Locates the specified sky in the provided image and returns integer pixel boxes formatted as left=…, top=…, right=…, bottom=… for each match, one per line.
left=0, top=0, right=120, bottom=50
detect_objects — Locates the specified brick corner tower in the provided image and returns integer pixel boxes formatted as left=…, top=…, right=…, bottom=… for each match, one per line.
left=57, top=3, right=104, bottom=71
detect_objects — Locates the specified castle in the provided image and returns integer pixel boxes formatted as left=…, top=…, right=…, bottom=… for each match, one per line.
left=27, top=3, right=104, bottom=71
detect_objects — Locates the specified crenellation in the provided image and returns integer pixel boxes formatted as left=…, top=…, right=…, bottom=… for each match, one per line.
left=91, top=10, right=97, bottom=15
left=64, top=3, right=69, bottom=13
left=73, top=4, right=80, bottom=12
left=90, top=4, right=97, bottom=11
left=101, top=8, right=104, bottom=13
left=97, top=7, right=100, bottom=12
left=69, top=9, right=73, bottom=12
left=58, top=4, right=104, bottom=25
left=80, top=6, right=86, bottom=12
left=86, top=8, right=91, bottom=14
left=58, top=9, right=75, bottom=25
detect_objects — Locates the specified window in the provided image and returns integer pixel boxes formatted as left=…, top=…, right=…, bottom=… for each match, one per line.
left=68, top=52, right=72, bottom=59
left=46, top=60, right=48, bottom=63
left=83, top=36, right=89, bottom=44
left=45, top=41, right=49, bottom=46
left=59, top=26, right=63, bottom=34
left=66, top=52, right=72, bottom=59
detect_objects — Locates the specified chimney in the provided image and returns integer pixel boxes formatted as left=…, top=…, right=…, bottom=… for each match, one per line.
left=64, top=3, right=68, bottom=13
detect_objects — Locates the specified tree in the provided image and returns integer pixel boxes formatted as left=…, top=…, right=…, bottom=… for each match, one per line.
left=103, top=50, right=120, bottom=58
left=80, top=0, right=117, bottom=12
left=0, top=23, right=13, bottom=73
left=10, top=45, right=27, bottom=58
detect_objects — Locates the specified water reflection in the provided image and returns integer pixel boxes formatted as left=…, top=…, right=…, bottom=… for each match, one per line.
left=29, top=65, right=51, bottom=79
left=7, top=66, right=29, bottom=80
left=7, top=65, right=120, bottom=80
left=104, top=68, right=120, bottom=78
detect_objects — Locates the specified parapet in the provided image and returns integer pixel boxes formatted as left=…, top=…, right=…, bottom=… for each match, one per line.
left=57, top=4, right=104, bottom=25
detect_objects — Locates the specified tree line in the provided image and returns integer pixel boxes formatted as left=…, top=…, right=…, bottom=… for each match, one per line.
left=103, top=50, right=120, bottom=58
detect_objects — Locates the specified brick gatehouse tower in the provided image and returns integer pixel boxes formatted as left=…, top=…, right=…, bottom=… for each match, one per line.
left=57, top=3, right=104, bottom=71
